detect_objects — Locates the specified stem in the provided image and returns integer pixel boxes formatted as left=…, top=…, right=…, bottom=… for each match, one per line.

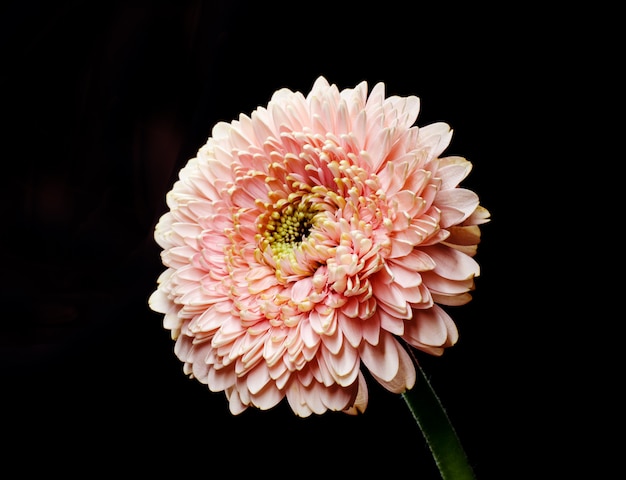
left=401, top=352, right=476, bottom=480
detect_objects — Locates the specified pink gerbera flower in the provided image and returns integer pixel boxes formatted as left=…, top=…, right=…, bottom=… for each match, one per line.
left=149, top=76, right=490, bottom=417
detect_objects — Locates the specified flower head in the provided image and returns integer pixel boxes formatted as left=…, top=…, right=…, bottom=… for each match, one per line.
left=149, top=76, right=490, bottom=417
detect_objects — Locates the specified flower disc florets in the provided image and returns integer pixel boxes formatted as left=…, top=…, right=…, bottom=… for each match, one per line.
left=149, top=76, right=490, bottom=417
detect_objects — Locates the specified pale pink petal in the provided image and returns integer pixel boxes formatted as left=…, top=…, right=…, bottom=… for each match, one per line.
left=426, top=244, right=480, bottom=280
left=320, top=383, right=358, bottom=412
left=249, top=381, right=284, bottom=411
left=148, top=287, right=172, bottom=314
left=403, top=304, right=458, bottom=348
left=191, top=349, right=211, bottom=381
left=386, top=260, right=423, bottom=288
left=389, top=237, right=415, bottom=258
left=437, top=188, right=480, bottom=228
left=361, top=311, right=381, bottom=346
left=372, top=278, right=410, bottom=318
left=421, top=270, right=475, bottom=296
left=320, top=329, right=343, bottom=355
left=322, top=341, right=360, bottom=386
left=250, top=109, right=277, bottom=146
left=371, top=340, right=416, bottom=393
left=285, top=387, right=314, bottom=417
left=359, top=331, right=400, bottom=383
left=226, top=389, right=248, bottom=415
left=415, top=122, right=453, bottom=159
left=337, top=312, right=363, bottom=348
left=437, top=155, right=473, bottom=188
left=377, top=308, right=405, bottom=336
left=207, top=366, right=237, bottom=392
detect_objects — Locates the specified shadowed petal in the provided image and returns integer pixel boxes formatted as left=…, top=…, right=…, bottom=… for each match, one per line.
left=343, top=372, right=369, bottom=414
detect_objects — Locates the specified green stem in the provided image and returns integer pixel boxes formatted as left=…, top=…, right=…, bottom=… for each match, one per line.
left=401, top=352, right=476, bottom=480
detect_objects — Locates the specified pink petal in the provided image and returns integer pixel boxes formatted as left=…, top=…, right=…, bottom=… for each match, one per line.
left=337, top=312, right=363, bottom=348
left=226, top=389, right=248, bottom=415
left=359, top=331, right=400, bottom=383
left=386, top=261, right=423, bottom=288
left=403, top=304, right=458, bottom=348
left=148, top=288, right=171, bottom=314
left=322, top=341, right=359, bottom=386
left=415, top=122, right=453, bottom=158
left=438, top=155, right=472, bottom=188
left=437, top=188, right=480, bottom=228
left=208, top=366, right=237, bottom=392
left=372, top=278, right=410, bottom=318
left=377, top=308, right=405, bottom=336
left=426, top=244, right=480, bottom=280
left=421, top=270, right=475, bottom=296
left=372, top=341, right=416, bottom=393
left=246, top=363, right=272, bottom=395
left=361, top=311, right=381, bottom=346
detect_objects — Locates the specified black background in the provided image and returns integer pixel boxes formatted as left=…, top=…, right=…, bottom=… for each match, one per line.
left=0, top=1, right=563, bottom=477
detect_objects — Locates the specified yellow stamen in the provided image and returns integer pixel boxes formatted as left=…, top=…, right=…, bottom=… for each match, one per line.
left=260, top=200, right=319, bottom=262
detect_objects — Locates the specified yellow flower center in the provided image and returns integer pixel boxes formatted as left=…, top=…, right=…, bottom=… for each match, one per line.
left=261, top=203, right=317, bottom=260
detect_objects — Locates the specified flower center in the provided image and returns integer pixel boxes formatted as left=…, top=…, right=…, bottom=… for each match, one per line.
left=261, top=202, right=317, bottom=261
